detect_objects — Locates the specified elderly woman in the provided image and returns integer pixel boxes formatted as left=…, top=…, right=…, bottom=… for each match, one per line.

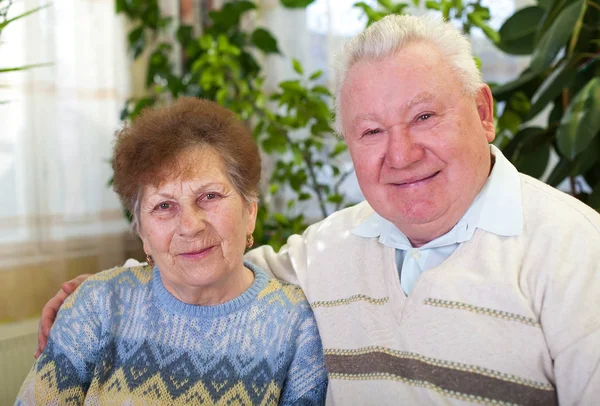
left=17, top=97, right=327, bottom=405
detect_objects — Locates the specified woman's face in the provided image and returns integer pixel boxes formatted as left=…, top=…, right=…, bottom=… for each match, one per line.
left=138, top=145, right=257, bottom=302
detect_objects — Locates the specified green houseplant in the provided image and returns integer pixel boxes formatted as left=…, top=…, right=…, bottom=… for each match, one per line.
left=493, top=0, right=600, bottom=209
left=115, top=0, right=355, bottom=250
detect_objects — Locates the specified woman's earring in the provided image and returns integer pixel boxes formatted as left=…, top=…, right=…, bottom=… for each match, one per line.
left=146, top=254, right=154, bottom=266
left=246, top=234, right=254, bottom=248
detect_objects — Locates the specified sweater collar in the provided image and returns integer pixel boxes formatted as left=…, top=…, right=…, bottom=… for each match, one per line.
left=151, top=261, right=270, bottom=318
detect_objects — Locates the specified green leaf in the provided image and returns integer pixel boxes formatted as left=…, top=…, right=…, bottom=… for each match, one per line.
left=273, top=213, right=289, bottom=225
left=570, top=137, right=600, bottom=177
left=208, top=1, right=256, bottom=32
left=263, top=133, right=289, bottom=154
left=514, top=141, right=551, bottom=178
left=468, top=13, right=499, bottom=43
left=309, top=70, right=323, bottom=81
left=557, top=78, right=600, bottom=159
left=327, top=194, right=344, bottom=204
left=329, top=142, right=347, bottom=157
left=502, top=127, right=545, bottom=161
left=250, top=28, right=280, bottom=54
left=280, top=0, right=316, bottom=7
left=292, top=59, right=304, bottom=75
left=525, top=59, right=576, bottom=121
left=176, top=25, right=194, bottom=46
left=530, top=0, right=584, bottom=73
left=0, top=63, right=51, bottom=73
left=299, top=192, right=312, bottom=201
left=311, top=85, right=331, bottom=96
left=425, top=1, right=441, bottom=10
left=377, top=0, right=395, bottom=12
left=509, top=91, right=531, bottom=115
left=353, top=2, right=383, bottom=25
left=537, top=0, right=555, bottom=11
left=392, top=3, right=410, bottom=14
left=546, top=157, right=573, bottom=186
left=496, top=6, right=545, bottom=55
left=588, top=184, right=600, bottom=210
left=492, top=70, right=538, bottom=100
left=498, top=110, right=522, bottom=134
left=498, top=7, right=545, bottom=42
left=279, top=80, right=304, bottom=93
left=289, top=171, right=308, bottom=191
left=584, top=163, right=600, bottom=189
left=0, top=4, right=50, bottom=31
left=128, top=25, right=145, bottom=59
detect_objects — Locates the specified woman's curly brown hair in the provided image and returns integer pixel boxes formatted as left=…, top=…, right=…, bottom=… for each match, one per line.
left=112, top=97, right=261, bottom=232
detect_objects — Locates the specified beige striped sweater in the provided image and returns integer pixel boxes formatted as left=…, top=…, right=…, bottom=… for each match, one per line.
left=246, top=173, right=600, bottom=405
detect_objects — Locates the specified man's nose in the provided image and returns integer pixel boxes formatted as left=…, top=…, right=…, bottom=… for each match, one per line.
left=178, top=206, right=207, bottom=236
left=384, top=126, right=424, bottom=169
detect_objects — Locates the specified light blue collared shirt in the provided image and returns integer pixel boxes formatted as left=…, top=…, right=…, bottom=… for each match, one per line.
left=352, top=145, right=523, bottom=295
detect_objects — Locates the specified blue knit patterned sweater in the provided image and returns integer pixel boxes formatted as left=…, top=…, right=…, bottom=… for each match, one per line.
left=17, top=262, right=327, bottom=405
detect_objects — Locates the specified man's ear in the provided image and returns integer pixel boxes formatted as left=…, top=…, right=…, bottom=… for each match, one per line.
left=476, top=84, right=496, bottom=143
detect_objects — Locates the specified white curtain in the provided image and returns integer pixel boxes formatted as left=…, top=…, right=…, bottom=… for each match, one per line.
left=0, top=0, right=136, bottom=271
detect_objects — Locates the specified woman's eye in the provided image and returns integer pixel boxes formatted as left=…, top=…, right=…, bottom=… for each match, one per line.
left=157, top=202, right=171, bottom=210
left=201, top=193, right=221, bottom=202
left=417, top=113, right=432, bottom=121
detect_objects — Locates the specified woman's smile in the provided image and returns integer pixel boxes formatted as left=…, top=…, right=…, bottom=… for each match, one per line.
left=177, top=245, right=217, bottom=260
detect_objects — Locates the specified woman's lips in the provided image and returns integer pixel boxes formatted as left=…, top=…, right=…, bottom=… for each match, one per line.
left=178, top=245, right=216, bottom=260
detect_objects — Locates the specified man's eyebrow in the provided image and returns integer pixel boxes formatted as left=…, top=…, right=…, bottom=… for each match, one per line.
left=351, top=113, right=379, bottom=126
left=349, top=92, right=439, bottom=127
left=407, top=91, right=438, bottom=107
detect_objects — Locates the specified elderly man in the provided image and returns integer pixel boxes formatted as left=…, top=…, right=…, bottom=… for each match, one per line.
left=37, top=14, right=599, bottom=405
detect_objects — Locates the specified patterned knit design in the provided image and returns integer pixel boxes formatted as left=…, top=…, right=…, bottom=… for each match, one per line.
left=16, top=263, right=327, bottom=405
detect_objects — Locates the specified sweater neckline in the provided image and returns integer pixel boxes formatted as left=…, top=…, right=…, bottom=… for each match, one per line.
left=151, top=261, right=269, bottom=317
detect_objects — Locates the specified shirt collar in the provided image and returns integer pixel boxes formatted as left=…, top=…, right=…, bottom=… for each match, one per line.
left=352, top=145, right=523, bottom=249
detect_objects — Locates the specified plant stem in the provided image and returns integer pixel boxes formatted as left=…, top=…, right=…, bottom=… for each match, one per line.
left=297, top=139, right=329, bottom=218
left=568, top=1, right=587, bottom=56
left=333, top=168, right=354, bottom=211
left=561, top=88, right=577, bottom=197
left=570, top=176, right=578, bottom=197
left=587, top=0, right=600, bottom=12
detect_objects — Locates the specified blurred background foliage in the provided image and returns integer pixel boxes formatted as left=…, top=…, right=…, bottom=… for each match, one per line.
left=0, top=0, right=50, bottom=103
left=115, top=0, right=599, bottom=250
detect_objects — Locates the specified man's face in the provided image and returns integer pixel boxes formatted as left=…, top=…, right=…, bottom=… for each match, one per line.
left=340, top=43, right=495, bottom=245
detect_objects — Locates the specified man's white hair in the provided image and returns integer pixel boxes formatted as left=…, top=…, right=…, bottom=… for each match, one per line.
left=334, top=14, right=483, bottom=136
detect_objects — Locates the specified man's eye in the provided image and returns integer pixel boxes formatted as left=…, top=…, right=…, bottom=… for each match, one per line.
left=363, top=129, right=381, bottom=136
left=417, top=113, right=432, bottom=121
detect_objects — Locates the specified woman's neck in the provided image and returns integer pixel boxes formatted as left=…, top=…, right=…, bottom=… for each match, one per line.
left=163, top=264, right=255, bottom=306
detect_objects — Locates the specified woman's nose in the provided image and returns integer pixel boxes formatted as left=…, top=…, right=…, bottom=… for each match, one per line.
left=177, top=206, right=207, bottom=236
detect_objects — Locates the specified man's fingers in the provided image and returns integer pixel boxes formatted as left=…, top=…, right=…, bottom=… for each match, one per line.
left=61, top=274, right=92, bottom=294
left=36, top=288, right=68, bottom=357
left=35, top=274, right=92, bottom=358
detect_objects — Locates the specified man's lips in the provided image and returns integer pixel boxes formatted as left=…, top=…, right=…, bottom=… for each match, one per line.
left=390, top=170, right=441, bottom=187
left=177, top=245, right=217, bottom=259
